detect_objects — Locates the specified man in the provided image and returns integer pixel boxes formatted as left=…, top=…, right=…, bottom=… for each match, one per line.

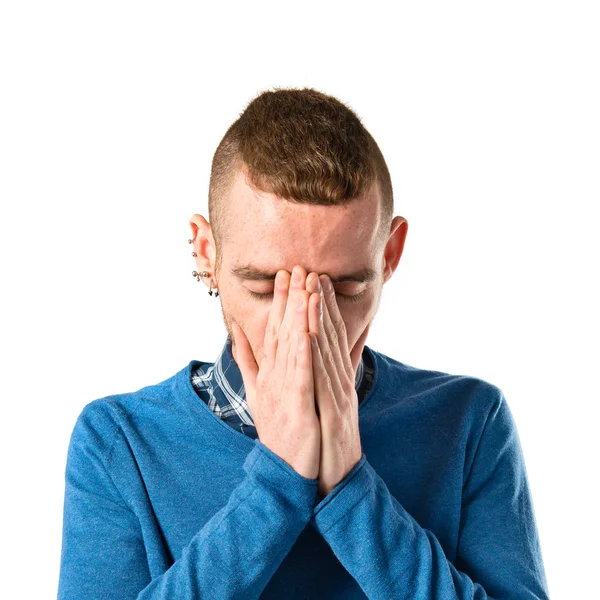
left=57, top=87, right=550, bottom=599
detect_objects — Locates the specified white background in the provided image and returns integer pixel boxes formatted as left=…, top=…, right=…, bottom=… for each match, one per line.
left=1, top=1, right=598, bottom=598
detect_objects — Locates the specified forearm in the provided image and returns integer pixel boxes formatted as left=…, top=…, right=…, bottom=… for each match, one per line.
left=59, top=439, right=318, bottom=600
left=137, top=441, right=318, bottom=599
left=311, top=455, right=549, bottom=600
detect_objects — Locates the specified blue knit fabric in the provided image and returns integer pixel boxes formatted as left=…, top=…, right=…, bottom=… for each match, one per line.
left=57, top=344, right=550, bottom=599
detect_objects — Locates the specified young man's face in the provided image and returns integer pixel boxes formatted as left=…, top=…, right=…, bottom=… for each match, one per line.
left=192, top=167, right=407, bottom=369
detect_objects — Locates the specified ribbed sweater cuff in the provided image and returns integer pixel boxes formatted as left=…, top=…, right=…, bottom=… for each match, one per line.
left=310, top=453, right=369, bottom=533
left=244, top=440, right=319, bottom=524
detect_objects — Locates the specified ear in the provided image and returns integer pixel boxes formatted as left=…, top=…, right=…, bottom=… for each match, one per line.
left=382, top=216, right=408, bottom=284
left=189, top=213, right=217, bottom=281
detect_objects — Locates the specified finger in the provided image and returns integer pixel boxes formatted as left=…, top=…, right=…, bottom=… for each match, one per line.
left=310, top=287, right=345, bottom=408
left=275, top=265, right=308, bottom=377
left=294, top=329, right=316, bottom=414
left=315, top=276, right=346, bottom=399
left=306, top=272, right=322, bottom=340
left=262, top=269, right=291, bottom=365
left=286, top=321, right=299, bottom=388
left=231, top=321, right=258, bottom=400
left=309, top=333, right=337, bottom=420
left=305, top=282, right=325, bottom=417
left=319, top=274, right=353, bottom=376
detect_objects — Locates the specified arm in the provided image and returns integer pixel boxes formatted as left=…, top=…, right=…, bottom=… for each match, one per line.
left=57, top=406, right=318, bottom=600
left=309, top=390, right=550, bottom=599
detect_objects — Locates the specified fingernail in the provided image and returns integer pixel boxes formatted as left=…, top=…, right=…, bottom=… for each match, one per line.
left=292, top=267, right=302, bottom=285
left=314, top=276, right=321, bottom=292
left=276, top=270, right=289, bottom=290
left=321, top=275, right=332, bottom=292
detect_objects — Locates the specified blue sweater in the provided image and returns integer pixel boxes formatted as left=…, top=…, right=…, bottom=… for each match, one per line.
left=57, top=345, right=550, bottom=599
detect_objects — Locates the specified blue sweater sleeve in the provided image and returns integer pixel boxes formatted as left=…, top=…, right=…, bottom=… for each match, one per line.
left=57, top=405, right=318, bottom=600
left=309, top=390, right=550, bottom=599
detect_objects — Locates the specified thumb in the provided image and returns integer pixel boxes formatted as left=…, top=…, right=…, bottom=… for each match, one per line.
left=231, top=322, right=258, bottom=398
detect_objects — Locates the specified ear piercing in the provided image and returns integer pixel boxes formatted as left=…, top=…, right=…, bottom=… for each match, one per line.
left=189, top=235, right=219, bottom=297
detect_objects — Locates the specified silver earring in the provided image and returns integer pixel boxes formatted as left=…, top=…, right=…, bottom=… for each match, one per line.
left=191, top=270, right=219, bottom=297
left=208, top=279, right=219, bottom=297
left=189, top=236, right=218, bottom=296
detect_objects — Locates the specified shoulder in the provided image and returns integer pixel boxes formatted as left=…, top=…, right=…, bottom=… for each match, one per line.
left=67, top=364, right=187, bottom=462
left=369, top=346, right=505, bottom=427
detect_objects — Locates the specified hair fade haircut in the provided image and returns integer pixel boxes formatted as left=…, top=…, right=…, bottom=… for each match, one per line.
left=208, top=86, right=394, bottom=278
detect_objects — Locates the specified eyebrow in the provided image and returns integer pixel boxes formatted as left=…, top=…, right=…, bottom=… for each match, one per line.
left=230, top=265, right=378, bottom=284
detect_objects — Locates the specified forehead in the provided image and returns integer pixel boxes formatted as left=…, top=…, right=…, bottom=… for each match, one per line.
left=223, top=168, right=382, bottom=277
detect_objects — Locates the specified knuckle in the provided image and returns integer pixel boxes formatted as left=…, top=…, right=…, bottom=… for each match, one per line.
left=280, top=325, right=291, bottom=344
left=317, top=351, right=326, bottom=370
left=326, top=376, right=334, bottom=395
left=329, top=326, right=339, bottom=347
left=276, top=410, right=289, bottom=429
left=328, top=410, right=342, bottom=430
left=295, top=380, right=309, bottom=396
left=326, top=348, right=335, bottom=367
left=342, top=377, right=354, bottom=396
left=299, top=289, right=309, bottom=306
left=281, top=380, right=292, bottom=398
left=270, top=321, right=278, bottom=340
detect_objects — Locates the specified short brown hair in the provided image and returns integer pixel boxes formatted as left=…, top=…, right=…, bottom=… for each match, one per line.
left=208, top=86, right=394, bottom=277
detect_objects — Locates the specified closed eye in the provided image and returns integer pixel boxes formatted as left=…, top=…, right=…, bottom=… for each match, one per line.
left=246, top=290, right=365, bottom=304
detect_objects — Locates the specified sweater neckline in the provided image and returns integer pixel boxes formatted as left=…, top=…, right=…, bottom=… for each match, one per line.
left=175, top=344, right=384, bottom=452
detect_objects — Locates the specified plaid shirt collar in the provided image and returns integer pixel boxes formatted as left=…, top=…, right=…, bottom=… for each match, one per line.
left=190, top=335, right=373, bottom=431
